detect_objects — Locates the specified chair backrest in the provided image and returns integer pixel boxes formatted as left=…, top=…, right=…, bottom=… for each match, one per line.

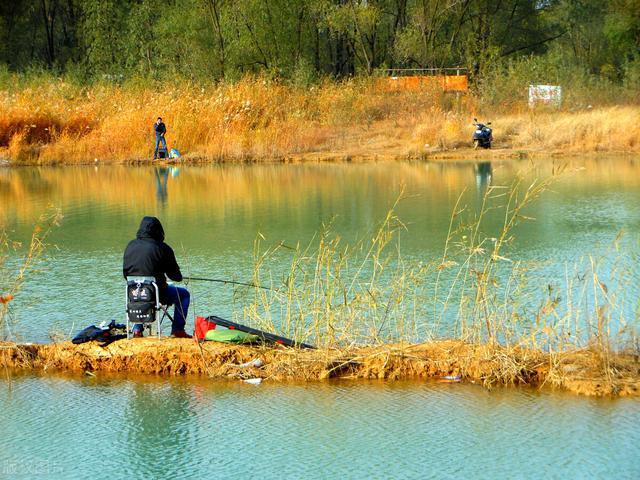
left=126, top=277, right=159, bottom=324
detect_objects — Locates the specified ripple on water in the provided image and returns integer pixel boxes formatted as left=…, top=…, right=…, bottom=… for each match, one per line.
left=1, top=376, right=639, bottom=479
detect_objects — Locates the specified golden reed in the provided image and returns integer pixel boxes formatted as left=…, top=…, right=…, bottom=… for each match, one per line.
left=1, top=77, right=638, bottom=164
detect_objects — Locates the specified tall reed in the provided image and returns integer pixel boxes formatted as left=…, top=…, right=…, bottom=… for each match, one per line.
left=1, top=74, right=639, bottom=164
left=241, top=197, right=423, bottom=349
left=0, top=210, right=62, bottom=339
left=235, top=166, right=638, bottom=378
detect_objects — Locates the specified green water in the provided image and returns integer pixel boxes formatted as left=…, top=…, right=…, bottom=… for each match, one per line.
left=1, top=159, right=639, bottom=478
left=0, top=374, right=639, bottom=479
left=1, top=160, right=639, bottom=342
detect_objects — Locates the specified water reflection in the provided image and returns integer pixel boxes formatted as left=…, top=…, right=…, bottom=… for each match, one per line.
left=475, top=161, right=492, bottom=190
left=124, top=381, right=195, bottom=478
left=153, top=166, right=180, bottom=206
left=154, top=167, right=170, bottom=205
left=2, top=159, right=640, bottom=229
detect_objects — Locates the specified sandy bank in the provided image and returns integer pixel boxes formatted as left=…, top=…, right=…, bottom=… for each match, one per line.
left=1, top=339, right=638, bottom=397
left=191, top=147, right=638, bottom=165
left=23, top=145, right=633, bottom=167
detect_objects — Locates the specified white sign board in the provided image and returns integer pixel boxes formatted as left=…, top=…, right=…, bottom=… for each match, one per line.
left=528, top=85, right=562, bottom=107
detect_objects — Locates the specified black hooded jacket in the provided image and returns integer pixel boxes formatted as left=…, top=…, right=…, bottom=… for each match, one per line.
left=123, top=217, right=182, bottom=300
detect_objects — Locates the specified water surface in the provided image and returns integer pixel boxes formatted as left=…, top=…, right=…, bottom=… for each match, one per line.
left=1, top=159, right=639, bottom=342
left=1, top=159, right=639, bottom=478
left=1, top=374, right=638, bottom=479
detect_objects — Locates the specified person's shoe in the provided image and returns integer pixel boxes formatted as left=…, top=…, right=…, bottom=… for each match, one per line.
left=133, top=330, right=143, bottom=338
left=171, top=330, right=192, bottom=339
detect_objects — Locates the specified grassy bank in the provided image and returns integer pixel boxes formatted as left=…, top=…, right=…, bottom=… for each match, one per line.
left=1, top=338, right=638, bottom=397
left=1, top=76, right=639, bottom=164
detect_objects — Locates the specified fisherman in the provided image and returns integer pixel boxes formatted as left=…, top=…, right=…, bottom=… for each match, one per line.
left=123, top=216, right=191, bottom=338
left=153, top=117, right=167, bottom=159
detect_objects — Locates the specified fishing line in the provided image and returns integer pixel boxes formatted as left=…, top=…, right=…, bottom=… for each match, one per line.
left=176, top=245, right=282, bottom=336
left=178, top=242, right=199, bottom=334
left=183, top=276, right=274, bottom=291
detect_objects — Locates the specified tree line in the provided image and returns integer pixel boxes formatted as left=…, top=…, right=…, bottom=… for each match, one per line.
left=0, top=0, right=638, bottom=83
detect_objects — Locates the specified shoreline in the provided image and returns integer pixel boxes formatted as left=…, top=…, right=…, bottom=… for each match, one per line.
left=1, top=148, right=638, bottom=168
left=2, top=339, right=638, bottom=397
left=2, top=78, right=638, bottom=165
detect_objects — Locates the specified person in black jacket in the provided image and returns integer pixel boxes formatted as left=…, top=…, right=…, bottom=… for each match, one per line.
left=153, top=117, right=167, bottom=159
left=123, top=216, right=191, bottom=338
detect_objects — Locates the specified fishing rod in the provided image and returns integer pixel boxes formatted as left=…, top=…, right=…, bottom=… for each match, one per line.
left=183, top=276, right=274, bottom=291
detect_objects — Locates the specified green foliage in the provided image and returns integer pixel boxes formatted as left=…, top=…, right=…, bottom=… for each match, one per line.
left=605, top=0, right=640, bottom=56
left=623, top=56, right=640, bottom=89
left=0, top=0, right=638, bottom=89
left=81, top=0, right=128, bottom=75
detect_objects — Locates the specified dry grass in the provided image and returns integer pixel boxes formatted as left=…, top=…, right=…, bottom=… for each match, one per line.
left=223, top=170, right=639, bottom=396
left=1, top=76, right=637, bottom=164
left=1, top=338, right=638, bottom=396
left=1, top=136, right=638, bottom=395
left=413, top=106, right=640, bottom=154
left=494, top=107, right=640, bottom=152
left=0, top=77, right=449, bottom=163
left=1, top=211, right=62, bottom=337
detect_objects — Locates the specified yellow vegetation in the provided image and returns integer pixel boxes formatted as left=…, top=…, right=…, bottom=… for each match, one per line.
left=1, top=338, right=638, bottom=397
left=413, top=106, right=640, bottom=154
left=1, top=77, right=638, bottom=164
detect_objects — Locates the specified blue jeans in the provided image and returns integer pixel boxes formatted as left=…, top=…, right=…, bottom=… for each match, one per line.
left=154, top=135, right=167, bottom=158
left=133, top=285, right=190, bottom=334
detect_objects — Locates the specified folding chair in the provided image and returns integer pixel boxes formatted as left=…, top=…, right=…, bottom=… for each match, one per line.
left=125, top=276, right=172, bottom=339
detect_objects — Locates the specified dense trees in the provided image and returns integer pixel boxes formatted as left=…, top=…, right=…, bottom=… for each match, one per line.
left=0, top=0, right=638, bottom=83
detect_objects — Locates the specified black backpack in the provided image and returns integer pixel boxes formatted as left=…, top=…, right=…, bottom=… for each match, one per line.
left=127, top=281, right=157, bottom=323
left=72, top=320, right=126, bottom=345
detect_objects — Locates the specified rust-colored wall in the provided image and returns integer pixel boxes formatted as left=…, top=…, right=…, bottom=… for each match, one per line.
left=377, top=75, right=468, bottom=92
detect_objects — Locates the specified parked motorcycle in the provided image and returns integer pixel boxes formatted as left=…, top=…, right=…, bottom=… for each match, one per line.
left=472, top=119, right=493, bottom=149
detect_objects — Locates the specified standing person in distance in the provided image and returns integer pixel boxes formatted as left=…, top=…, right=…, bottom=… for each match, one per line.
left=153, top=117, right=167, bottom=160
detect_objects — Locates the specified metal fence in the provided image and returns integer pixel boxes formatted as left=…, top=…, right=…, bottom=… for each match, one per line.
left=378, top=67, right=468, bottom=77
